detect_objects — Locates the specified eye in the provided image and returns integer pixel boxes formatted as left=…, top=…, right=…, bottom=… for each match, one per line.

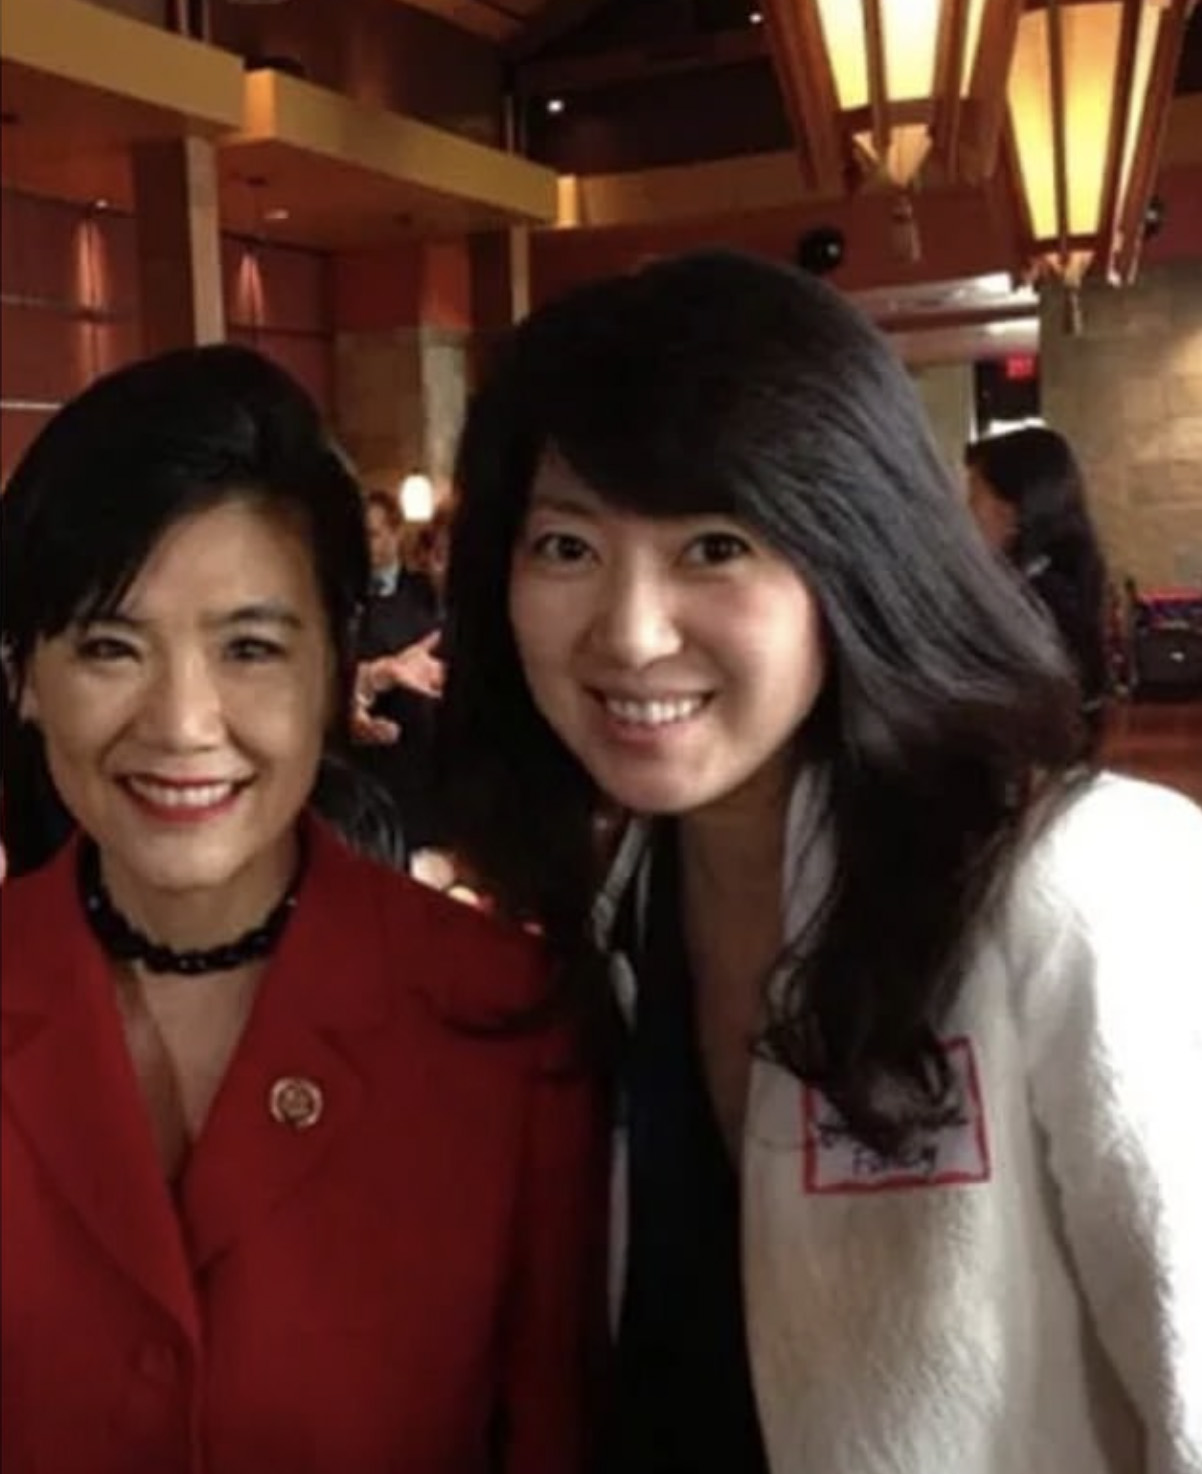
left=529, top=531, right=596, bottom=565
left=682, top=531, right=753, bottom=567
left=226, top=636, right=287, bottom=663
left=75, top=634, right=138, bottom=663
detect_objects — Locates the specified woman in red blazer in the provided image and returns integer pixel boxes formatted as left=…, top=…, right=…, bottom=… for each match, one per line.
left=0, top=345, right=604, bottom=1474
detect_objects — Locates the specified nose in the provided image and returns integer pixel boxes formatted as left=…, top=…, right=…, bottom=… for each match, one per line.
left=585, top=563, right=683, bottom=670
left=134, top=651, right=224, bottom=750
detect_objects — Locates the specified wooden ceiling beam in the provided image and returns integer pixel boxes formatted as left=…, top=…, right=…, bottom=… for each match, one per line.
left=1045, top=0, right=1072, bottom=268
left=762, top=0, right=847, bottom=195
left=960, top=0, right=1024, bottom=182
left=504, top=0, right=616, bottom=60
left=1114, top=0, right=1194, bottom=282
left=862, top=0, right=890, bottom=160
left=930, top=0, right=969, bottom=178
left=514, top=27, right=767, bottom=96
left=1094, top=0, right=1143, bottom=277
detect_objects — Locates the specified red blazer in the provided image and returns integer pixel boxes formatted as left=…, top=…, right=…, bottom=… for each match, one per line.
left=1, top=821, right=605, bottom=1474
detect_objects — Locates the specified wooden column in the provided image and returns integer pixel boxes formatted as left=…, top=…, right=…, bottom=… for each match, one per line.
left=131, top=134, right=224, bottom=353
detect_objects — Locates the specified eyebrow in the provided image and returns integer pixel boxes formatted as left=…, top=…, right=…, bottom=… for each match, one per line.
left=527, top=487, right=602, bottom=517
left=82, top=603, right=305, bottom=631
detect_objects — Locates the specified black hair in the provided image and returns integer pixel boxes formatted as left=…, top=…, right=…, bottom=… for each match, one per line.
left=965, top=426, right=1109, bottom=748
left=311, top=756, right=408, bottom=872
left=1, top=343, right=378, bottom=874
left=442, top=249, right=1088, bottom=1150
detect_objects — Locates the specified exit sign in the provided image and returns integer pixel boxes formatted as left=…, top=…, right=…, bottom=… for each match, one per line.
left=1003, top=354, right=1038, bottom=381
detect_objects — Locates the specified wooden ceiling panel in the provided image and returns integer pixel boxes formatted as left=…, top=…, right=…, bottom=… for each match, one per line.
left=386, top=0, right=558, bottom=45
left=218, top=141, right=527, bottom=250
left=0, top=60, right=220, bottom=212
left=386, top=0, right=613, bottom=53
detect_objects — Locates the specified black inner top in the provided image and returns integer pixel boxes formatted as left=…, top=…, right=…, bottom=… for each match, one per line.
left=604, top=834, right=769, bottom=1474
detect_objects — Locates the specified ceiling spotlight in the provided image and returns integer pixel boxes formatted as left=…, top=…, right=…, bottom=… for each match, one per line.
left=90, top=198, right=111, bottom=213
left=749, top=10, right=764, bottom=23
left=546, top=97, right=566, bottom=115
left=264, top=207, right=290, bottom=222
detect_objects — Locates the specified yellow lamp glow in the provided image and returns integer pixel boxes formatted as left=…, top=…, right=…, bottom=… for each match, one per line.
left=1007, top=0, right=1185, bottom=285
left=399, top=473, right=435, bottom=524
left=811, top=0, right=989, bottom=187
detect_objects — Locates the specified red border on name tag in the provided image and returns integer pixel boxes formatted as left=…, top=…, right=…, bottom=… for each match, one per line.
left=801, top=1036, right=991, bottom=1194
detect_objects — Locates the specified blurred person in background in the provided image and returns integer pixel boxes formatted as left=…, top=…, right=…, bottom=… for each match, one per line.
left=352, top=490, right=447, bottom=856
left=965, top=425, right=1110, bottom=752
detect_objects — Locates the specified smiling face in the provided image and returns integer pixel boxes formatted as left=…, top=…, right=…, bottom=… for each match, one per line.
left=18, top=498, right=335, bottom=929
left=508, top=456, right=826, bottom=819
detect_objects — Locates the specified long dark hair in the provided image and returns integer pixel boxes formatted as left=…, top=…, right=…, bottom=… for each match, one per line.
left=1, top=343, right=387, bottom=875
left=965, top=425, right=1110, bottom=742
left=443, top=250, right=1087, bottom=1147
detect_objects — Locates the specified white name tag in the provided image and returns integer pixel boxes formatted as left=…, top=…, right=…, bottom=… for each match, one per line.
left=802, top=1037, right=991, bottom=1194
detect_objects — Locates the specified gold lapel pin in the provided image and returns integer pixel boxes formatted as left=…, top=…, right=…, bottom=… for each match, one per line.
left=269, top=1076, right=324, bottom=1131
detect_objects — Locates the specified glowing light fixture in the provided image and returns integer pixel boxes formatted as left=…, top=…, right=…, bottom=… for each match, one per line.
left=400, top=473, right=435, bottom=524
left=815, top=0, right=987, bottom=186
left=763, top=0, right=1013, bottom=195
left=1006, top=0, right=1192, bottom=287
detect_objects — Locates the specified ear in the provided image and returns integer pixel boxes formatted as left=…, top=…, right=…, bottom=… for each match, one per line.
left=16, top=676, right=39, bottom=724
left=1, top=641, right=36, bottom=723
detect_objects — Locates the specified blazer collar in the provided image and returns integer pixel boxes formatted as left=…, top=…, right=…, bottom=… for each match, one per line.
left=0, top=817, right=396, bottom=1330
left=1, top=816, right=392, bottom=1032
left=591, top=766, right=831, bottom=952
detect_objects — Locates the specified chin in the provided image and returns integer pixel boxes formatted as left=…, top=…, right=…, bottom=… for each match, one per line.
left=105, top=829, right=255, bottom=894
left=127, top=855, right=249, bottom=896
left=599, top=776, right=717, bottom=818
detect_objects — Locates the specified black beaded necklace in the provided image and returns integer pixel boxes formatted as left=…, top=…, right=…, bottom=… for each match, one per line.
left=77, top=840, right=304, bottom=976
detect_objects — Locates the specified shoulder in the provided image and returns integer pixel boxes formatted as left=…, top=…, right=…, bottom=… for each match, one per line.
left=1025, top=771, right=1202, bottom=908
left=318, top=827, right=552, bottom=1025
left=2, top=843, right=76, bottom=952
left=996, top=772, right=1202, bottom=1011
left=2, top=842, right=97, bottom=1019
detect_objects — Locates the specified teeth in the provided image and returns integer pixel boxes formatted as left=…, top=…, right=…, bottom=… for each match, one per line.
left=127, top=779, right=238, bottom=810
left=604, top=697, right=705, bottom=728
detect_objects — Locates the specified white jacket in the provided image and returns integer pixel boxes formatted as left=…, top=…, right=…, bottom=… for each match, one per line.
left=597, top=772, right=1202, bottom=1474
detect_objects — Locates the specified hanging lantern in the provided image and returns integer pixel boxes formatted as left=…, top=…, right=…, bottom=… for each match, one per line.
left=763, top=0, right=1019, bottom=196
left=1006, top=0, right=1192, bottom=288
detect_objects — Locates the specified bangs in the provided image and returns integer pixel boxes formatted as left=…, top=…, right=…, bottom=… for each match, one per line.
left=541, top=430, right=748, bottom=525
left=25, top=477, right=230, bottom=644
left=520, top=310, right=768, bottom=525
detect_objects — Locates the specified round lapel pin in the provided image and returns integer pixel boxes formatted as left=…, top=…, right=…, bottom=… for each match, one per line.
left=269, top=1076, right=324, bottom=1130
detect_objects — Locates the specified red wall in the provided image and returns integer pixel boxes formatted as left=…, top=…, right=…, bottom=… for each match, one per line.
left=1143, top=163, right=1202, bottom=268
left=529, top=183, right=1024, bottom=308
left=331, top=238, right=472, bottom=333
left=0, top=191, right=141, bottom=474
left=1, top=188, right=335, bottom=480
left=223, top=234, right=334, bottom=411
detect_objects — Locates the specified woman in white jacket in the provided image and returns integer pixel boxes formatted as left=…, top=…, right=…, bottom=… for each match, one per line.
left=440, top=248, right=1202, bottom=1474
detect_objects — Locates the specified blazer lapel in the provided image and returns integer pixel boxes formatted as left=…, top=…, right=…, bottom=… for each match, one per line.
left=2, top=847, right=198, bottom=1338
left=181, top=822, right=391, bottom=1272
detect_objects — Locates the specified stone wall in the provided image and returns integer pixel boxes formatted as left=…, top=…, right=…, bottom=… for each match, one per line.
left=1040, top=262, right=1202, bottom=588
left=334, top=326, right=467, bottom=495
left=912, top=362, right=975, bottom=486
